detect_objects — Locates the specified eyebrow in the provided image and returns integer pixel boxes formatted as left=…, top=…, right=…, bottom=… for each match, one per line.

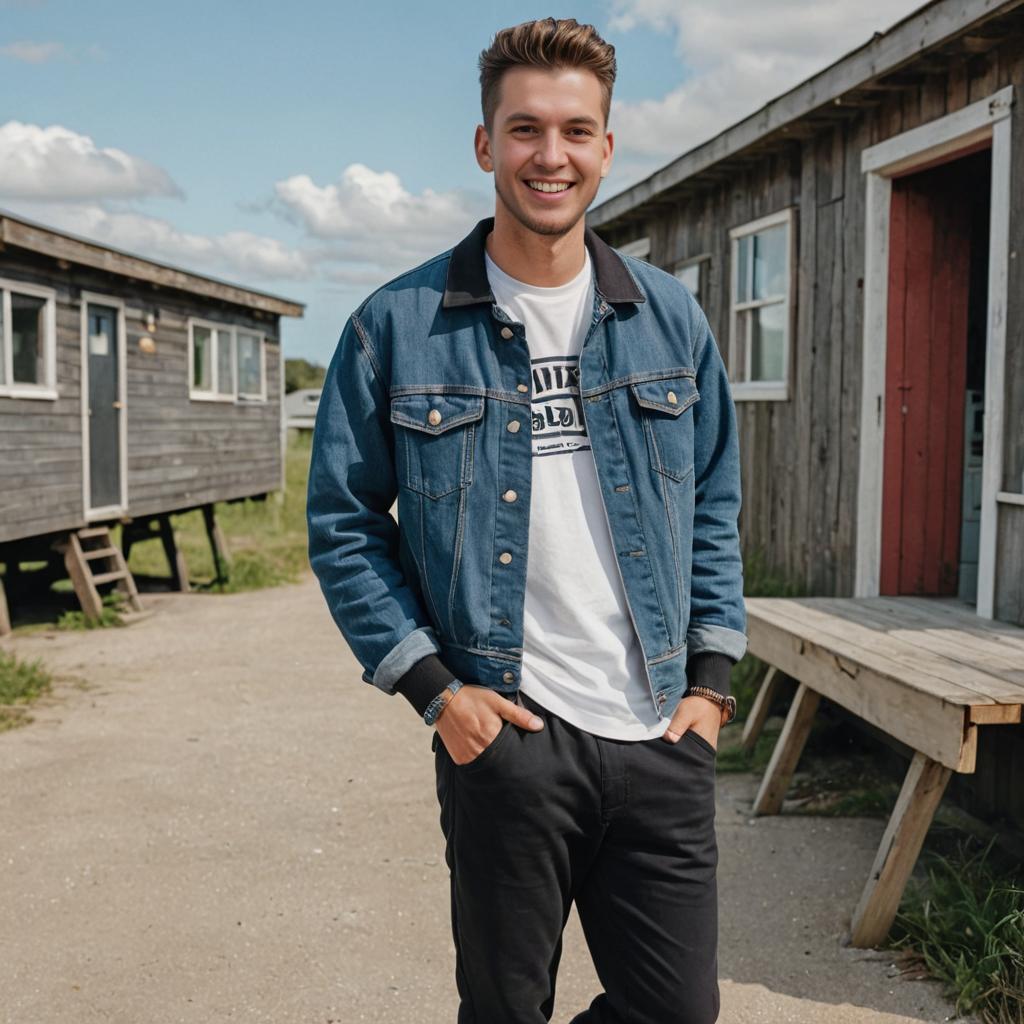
left=503, top=112, right=601, bottom=130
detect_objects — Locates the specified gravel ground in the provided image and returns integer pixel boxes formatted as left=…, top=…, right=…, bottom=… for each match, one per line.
left=0, top=576, right=976, bottom=1023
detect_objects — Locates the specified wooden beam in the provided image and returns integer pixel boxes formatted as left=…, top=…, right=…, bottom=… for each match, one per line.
left=0, top=572, right=10, bottom=635
left=202, top=504, right=230, bottom=586
left=849, top=752, right=953, bottom=947
left=56, top=533, right=103, bottom=624
left=753, top=682, right=821, bottom=815
left=159, top=515, right=190, bottom=593
left=0, top=215, right=304, bottom=319
left=589, top=0, right=1024, bottom=229
left=741, top=664, right=786, bottom=753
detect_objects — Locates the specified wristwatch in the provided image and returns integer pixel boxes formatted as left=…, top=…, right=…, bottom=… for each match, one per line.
left=423, top=680, right=464, bottom=726
left=686, top=685, right=737, bottom=725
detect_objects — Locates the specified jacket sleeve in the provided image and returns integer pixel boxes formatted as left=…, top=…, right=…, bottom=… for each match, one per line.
left=307, top=312, right=456, bottom=714
left=685, top=310, right=748, bottom=696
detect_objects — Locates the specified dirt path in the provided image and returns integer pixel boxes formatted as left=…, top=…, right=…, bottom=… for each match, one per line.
left=0, top=576, right=974, bottom=1023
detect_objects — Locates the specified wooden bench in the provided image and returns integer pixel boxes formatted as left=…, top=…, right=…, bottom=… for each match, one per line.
left=743, top=595, right=1024, bottom=947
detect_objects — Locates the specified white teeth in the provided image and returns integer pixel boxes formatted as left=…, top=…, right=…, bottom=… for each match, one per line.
left=527, top=181, right=571, bottom=193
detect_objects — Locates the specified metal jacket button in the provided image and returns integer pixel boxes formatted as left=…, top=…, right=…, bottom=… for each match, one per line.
left=502, top=671, right=515, bottom=683
left=427, top=409, right=442, bottom=425
left=500, top=327, right=514, bottom=339
left=667, top=391, right=677, bottom=404
left=516, top=383, right=529, bottom=393
left=507, top=420, right=520, bottom=433
left=498, top=552, right=513, bottom=564
left=502, top=490, right=517, bottom=502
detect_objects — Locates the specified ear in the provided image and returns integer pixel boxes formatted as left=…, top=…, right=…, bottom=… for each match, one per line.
left=601, top=129, right=614, bottom=180
left=474, top=123, right=493, bottom=174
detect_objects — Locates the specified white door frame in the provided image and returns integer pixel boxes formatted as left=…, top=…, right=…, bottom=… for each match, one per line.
left=80, top=292, right=129, bottom=519
left=854, top=85, right=1013, bottom=619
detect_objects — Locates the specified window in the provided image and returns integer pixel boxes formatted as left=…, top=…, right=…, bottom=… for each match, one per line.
left=188, top=318, right=265, bottom=402
left=0, top=279, right=57, bottom=399
left=236, top=331, right=265, bottom=400
left=673, top=255, right=710, bottom=306
left=728, top=208, right=795, bottom=401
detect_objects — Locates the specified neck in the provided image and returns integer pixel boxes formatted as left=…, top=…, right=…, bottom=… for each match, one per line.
left=485, top=205, right=587, bottom=286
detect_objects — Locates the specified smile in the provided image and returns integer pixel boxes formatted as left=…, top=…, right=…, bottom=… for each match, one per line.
left=526, top=181, right=574, bottom=193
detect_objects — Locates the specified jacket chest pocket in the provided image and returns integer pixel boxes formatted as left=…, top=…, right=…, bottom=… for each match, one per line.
left=629, top=373, right=700, bottom=482
left=390, top=392, right=484, bottom=499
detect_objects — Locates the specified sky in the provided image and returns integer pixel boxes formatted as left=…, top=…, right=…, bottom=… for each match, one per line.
left=0, top=0, right=928, bottom=366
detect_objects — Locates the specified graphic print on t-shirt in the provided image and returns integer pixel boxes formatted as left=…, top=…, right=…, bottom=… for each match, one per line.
left=530, top=355, right=591, bottom=459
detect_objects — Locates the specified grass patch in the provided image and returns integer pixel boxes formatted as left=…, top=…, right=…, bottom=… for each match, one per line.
left=891, top=837, right=1024, bottom=1024
left=56, top=591, right=127, bottom=631
left=0, top=649, right=53, bottom=731
left=120, top=433, right=313, bottom=594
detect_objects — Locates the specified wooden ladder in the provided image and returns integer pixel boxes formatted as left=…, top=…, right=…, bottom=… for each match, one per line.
left=55, top=526, right=145, bottom=624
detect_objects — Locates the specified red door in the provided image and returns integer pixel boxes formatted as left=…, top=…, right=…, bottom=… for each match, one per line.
left=880, top=156, right=976, bottom=596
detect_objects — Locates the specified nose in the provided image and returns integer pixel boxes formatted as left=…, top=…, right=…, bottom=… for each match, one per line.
left=533, top=129, right=567, bottom=170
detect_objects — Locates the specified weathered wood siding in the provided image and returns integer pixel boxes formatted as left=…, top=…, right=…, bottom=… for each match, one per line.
left=0, top=247, right=283, bottom=544
left=601, top=35, right=1024, bottom=625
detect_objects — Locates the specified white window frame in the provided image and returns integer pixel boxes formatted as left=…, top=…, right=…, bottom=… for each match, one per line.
left=0, top=277, right=58, bottom=400
left=235, top=329, right=267, bottom=402
left=728, top=207, right=795, bottom=402
left=188, top=317, right=237, bottom=402
left=618, top=236, right=651, bottom=261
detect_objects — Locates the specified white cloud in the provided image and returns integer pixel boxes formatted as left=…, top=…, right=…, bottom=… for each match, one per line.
left=0, top=121, right=182, bottom=200
left=273, top=163, right=490, bottom=281
left=0, top=40, right=64, bottom=63
left=606, top=0, right=924, bottom=166
left=9, top=200, right=311, bottom=283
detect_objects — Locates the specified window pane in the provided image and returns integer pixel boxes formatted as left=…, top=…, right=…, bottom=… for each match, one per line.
left=11, top=292, right=45, bottom=384
left=736, top=236, right=751, bottom=303
left=193, top=326, right=212, bottom=390
left=675, top=263, right=701, bottom=304
left=750, top=302, right=786, bottom=381
left=216, top=328, right=234, bottom=395
left=237, top=332, right=262, bottom=396
left=753, top=224, right=787, bottom=300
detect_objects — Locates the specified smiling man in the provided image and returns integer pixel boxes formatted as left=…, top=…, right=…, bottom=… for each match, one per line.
left=308, top=17, right=746, bottom=1024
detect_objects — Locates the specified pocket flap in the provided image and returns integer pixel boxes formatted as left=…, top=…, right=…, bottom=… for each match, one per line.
left=630, top=375, right=699, bottom=416
left=390, top=392, right=485, bottom=434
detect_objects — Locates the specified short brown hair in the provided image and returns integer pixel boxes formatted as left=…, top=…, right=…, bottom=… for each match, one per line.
left=478, top=18, right=617, bottom=131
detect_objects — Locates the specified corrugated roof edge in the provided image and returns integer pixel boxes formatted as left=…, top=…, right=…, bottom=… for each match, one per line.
left=0, top=206, right=305, bottom=318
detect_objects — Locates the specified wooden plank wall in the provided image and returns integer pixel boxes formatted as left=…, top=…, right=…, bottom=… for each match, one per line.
left=604, top=37, right=1024, bottom=615
left=0, top=247, right=283, bottom=544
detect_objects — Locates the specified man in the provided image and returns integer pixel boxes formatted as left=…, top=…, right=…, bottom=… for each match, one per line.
left=308, top=17, right=746, bottom=1024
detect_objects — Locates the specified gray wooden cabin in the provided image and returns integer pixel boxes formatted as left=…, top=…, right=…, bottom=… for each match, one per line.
left=589, top=0, right=1024, bottom=840
left=0, top=211, right=303, bottom=626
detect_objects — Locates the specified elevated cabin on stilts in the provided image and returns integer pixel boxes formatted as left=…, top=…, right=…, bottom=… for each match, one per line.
left=0, top=210, right=304, bottom=630
left=588, top=0, right=1024, bottom=946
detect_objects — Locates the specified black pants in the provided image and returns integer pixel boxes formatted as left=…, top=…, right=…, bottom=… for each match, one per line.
left=432, top=688, right=720, bottom=1024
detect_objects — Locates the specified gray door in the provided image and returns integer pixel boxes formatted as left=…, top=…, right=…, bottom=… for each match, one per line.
left=87, top=304, right=122, bottom=510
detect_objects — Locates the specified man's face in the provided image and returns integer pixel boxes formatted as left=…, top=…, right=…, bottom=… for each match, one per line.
left=475, top=65, right=613, bottom=238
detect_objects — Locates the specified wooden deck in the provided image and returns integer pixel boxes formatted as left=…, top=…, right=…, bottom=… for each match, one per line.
left=743, top=595, right=1024, bottom=947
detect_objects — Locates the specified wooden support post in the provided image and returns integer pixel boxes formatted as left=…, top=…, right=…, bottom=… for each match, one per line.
left=753, top=681, right=821, bottom=815
left=159, top=515, right=190, bottom=592
left=0, top=572, right=11, bottom=635
left=201, top=503, right=229, bottom=585
left=741, top=664, right=785, bottom=753
left=850, top=751, right=953, bottom=947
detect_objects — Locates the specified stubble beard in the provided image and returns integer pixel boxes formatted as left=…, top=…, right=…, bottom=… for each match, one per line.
left=494, top=178, right=588, bottom=239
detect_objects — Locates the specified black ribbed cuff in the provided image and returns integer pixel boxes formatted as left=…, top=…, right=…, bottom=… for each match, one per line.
left=685, top=652, right=735, bottom=699
left=393, top=653, right=458, bottom=718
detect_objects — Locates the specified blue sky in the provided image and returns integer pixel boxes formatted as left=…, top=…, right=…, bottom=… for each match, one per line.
left=0, top=0, right=924, bottom=364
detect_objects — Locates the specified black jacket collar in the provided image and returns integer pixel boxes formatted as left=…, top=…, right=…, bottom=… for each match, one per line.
left=442, top=216, right=645, bottom=309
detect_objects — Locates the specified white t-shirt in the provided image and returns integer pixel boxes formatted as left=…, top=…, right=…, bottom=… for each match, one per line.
left=485, top=247, right=668, bottom=741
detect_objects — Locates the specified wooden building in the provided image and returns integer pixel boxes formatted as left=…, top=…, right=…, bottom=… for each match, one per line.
left=588, top=0, right=1024, bottom=900
left=0, top=211, right=304, bottom=629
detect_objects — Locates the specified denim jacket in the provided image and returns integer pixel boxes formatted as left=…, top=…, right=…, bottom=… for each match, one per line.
left=307, top=217, right=747, bottom=723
